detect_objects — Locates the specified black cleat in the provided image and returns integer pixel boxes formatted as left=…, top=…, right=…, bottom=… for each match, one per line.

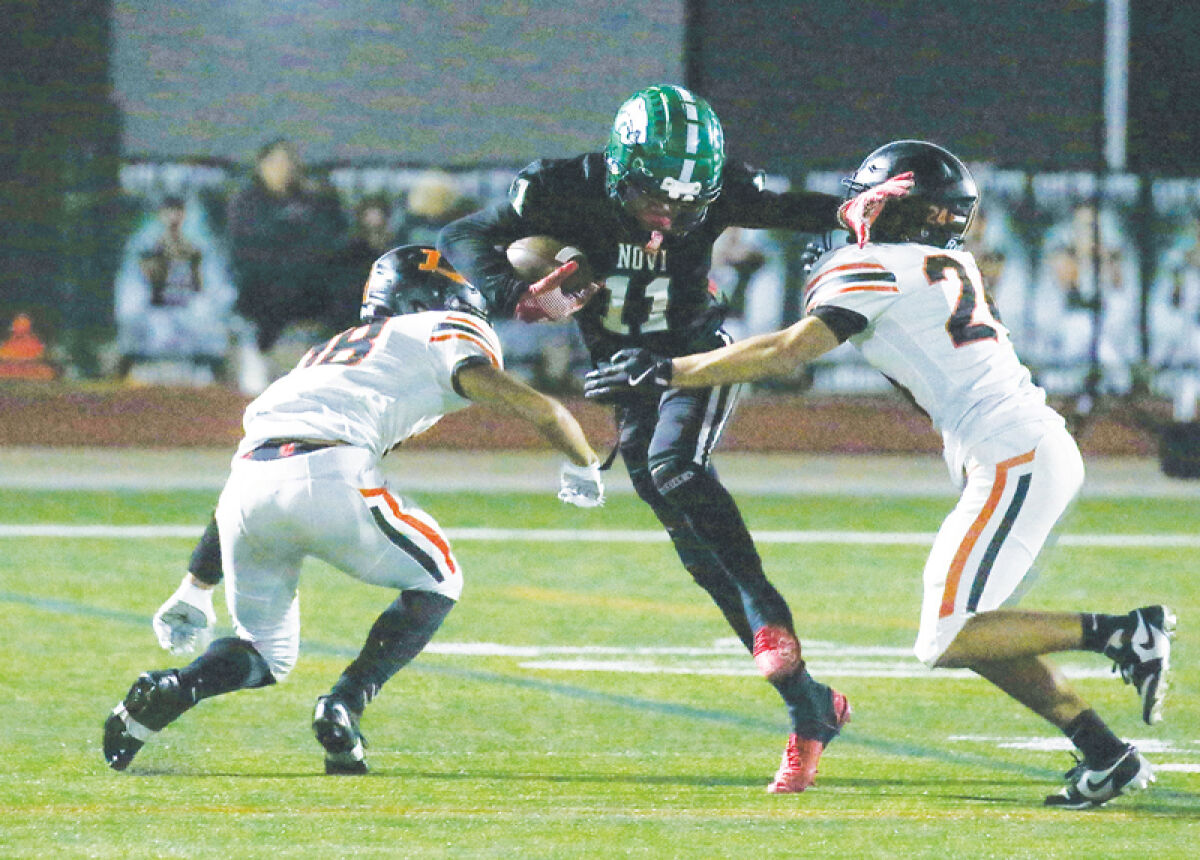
left=1104, top=605, right=1176, bottom=725
left=1044, top=744, right=1155, bottom=809
left=312, top=695, right=369, bottom=775
left=103, top=670, right=192, bottom=771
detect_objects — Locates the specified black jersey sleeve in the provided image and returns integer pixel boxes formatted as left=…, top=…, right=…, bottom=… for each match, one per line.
left=436, top=201, right=531, bottom=319
left=716, top=162, right=844, bottom=233
left=437, top=159, right=580, bottom=319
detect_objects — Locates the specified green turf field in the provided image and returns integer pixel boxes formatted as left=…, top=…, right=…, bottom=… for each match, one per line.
left=1, top=486, right=1196, bottom=858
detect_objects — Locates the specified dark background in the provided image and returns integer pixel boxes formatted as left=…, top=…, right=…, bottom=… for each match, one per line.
left=3, top=0, right=1199, bottom=373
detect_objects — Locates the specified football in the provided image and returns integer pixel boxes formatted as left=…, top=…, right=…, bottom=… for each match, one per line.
left=505, top=235, right=595, bottom=296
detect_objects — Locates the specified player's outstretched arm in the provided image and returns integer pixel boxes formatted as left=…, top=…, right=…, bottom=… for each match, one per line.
left=584, top=317, right=840, bottom=401
left=455, top=362, right=604, bottom=507
left=671, top=316, right=841, bottom=388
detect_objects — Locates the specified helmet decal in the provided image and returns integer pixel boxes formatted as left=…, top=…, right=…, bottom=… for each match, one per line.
left=613, top=98, right=649, bottom=147
left=360, top=245, right=488, bottom=321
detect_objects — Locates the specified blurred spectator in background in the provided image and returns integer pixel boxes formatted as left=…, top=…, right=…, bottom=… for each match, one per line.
left=227, top=138, right=348, bottom=391
left=400, top=170, right=478, bottom=246
left=1149, top=209, right=1200, bottom=420
left=113, top=195, right=236, bottom=386
left=331, top=193, right=400, bottom=324
left=710, top=227, right=787, bottom=340
left=966, top=199, right=1034, bottom=352
left=1038, top=202, right=1139, bottom=393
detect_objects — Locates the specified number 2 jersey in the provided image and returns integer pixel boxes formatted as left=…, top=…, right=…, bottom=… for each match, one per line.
left=804, top=242, right=1064, bottom=475
left=234, top=311, right=503, bottom=462
left=437, top=152, right=843, bottom=360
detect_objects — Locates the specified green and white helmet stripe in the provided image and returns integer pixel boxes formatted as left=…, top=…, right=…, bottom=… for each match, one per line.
left=605, top=84, right=725, bottom=203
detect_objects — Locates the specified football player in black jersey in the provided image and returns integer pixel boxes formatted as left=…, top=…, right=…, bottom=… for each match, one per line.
left=437, top=84, right=912, bottom=793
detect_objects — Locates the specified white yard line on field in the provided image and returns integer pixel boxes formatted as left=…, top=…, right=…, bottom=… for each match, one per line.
left=1, top=523, right=1197, bottom=548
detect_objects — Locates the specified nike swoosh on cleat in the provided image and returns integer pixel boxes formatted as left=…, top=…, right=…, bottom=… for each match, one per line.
left=1134, top=615, right=1157, bottom=655
left=1081, top=754, right=1129, bottom=796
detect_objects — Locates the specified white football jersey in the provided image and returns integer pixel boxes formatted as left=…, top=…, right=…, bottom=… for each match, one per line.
left=804, top=243, right=1062, bottom=467
left=237, top=311, right=503, bottom=461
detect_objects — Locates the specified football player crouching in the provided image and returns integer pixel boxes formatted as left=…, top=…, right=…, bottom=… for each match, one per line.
left=104, top=245, right=604, bottom=775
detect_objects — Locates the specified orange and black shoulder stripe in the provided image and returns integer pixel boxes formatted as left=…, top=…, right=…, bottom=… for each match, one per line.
left=429, top=314, right=501, bottom=367
left=804, top=262, right=899, bottom=314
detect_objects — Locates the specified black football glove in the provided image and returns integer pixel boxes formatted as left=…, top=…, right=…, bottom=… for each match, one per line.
left=583, top=348, right=673, bottom=402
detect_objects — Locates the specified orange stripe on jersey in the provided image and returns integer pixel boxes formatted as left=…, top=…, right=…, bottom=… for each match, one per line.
left=360, top=488, right=458, bottom=576
left=938, top=449, right=1036, bottom=618
left=804, top=283, right=901, bottom=314
left=806, top=261, right=889, bottom=293
left=444, top=312, right=491, bottom=338
left=429, top=332, right=500, bottom=367
left=804, top=262, right=898, bottom=313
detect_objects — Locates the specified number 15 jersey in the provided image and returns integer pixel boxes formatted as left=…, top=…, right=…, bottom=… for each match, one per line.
left=803, top=243, right=1063, bottom=475
left=236, top=311, right=504, bottom=462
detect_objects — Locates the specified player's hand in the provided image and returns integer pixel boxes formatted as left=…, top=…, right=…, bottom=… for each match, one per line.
left=583, top=348, right=673, bottom=402
left=513, top=260, right=603, bottom=322
left=152, top=574, right=217, bottom=655
left=837, top=171, right=914, bottom=248
left=558, top=460, right=605, bottom=508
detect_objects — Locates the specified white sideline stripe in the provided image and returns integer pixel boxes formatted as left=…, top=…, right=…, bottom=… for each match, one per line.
left=1, top=523, right=1198, bottom=548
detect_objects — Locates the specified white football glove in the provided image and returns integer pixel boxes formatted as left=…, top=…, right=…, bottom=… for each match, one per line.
left=558, top=460, right=605, bottom=508
left=152, top=575, right=218, bottom=655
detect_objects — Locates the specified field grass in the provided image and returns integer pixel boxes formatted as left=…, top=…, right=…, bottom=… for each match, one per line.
left=0, top=483, right=1197, bottom=859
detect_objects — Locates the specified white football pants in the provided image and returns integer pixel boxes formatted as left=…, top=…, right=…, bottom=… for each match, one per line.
left=215, top=445, right=462, bottom=680
left=915, top=419, right=1085, bottom=665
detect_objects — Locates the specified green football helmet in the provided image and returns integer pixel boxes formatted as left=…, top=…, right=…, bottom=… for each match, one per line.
left=604, top=84, right=725, bottom=234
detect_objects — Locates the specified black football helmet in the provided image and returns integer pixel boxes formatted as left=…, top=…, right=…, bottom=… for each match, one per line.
left=360, top=245, right=488, bottom=321
left=842, top=140, right=979, bottom=249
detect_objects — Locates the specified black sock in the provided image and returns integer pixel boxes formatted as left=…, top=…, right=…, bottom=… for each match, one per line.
left=772, top=669, right=840, bottom=744
left=176, top=636, right=275, bottom=702
left=1063, top=709, right=1127, bottom=766
left=1081, top=612, right=1130, bottom=654
left=330, top=590, right=455, bottom=713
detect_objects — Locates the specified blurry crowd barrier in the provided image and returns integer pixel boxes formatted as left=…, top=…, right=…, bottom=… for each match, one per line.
left=2, top=160, right=1198, bottom=424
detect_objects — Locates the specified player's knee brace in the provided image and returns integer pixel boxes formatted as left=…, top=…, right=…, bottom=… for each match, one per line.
left=648, top=457, right=706, bottom=508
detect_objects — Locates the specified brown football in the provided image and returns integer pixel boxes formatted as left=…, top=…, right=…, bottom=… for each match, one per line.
left=505, top=235, right=595, bottom=295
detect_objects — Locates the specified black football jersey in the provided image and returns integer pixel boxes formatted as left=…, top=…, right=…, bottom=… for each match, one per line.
left=438, top=153, right=842, bottom=358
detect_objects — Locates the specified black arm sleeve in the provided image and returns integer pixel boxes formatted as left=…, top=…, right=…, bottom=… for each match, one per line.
left=450, top=354, right=494, bottom=399
left=809, top=305, right=868, bottom=343
left=187, top=514, right=223, bottom=585
left=437, top=203, right=533, bottom=319
left=747, top=189, right=844, bottom=233
left=717, top=164, right=844, bottom=233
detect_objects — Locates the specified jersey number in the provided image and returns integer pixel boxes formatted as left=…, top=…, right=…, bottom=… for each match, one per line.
left=302, top=319, right=387, bottom=368
left=924, top=255, right=1001, bottom=348
left=603, top=274, right=671, bottom=334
